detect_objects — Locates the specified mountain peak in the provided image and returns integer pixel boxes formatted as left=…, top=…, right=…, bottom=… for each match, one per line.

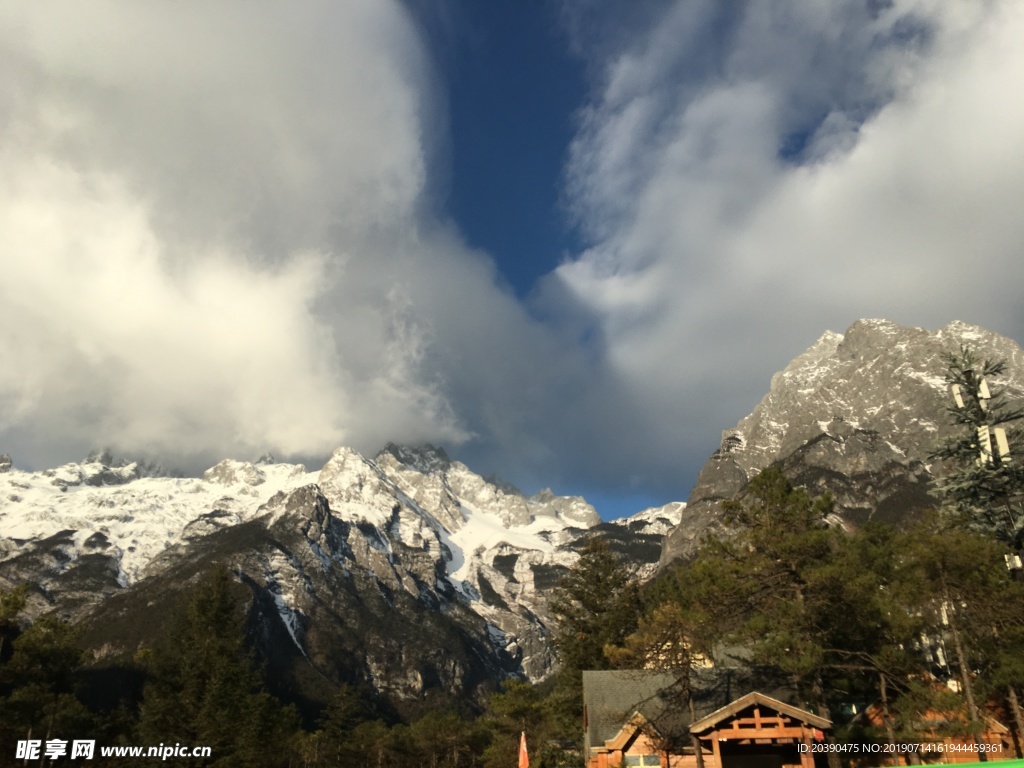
left=380, top=443, right=452, bottom=474
left=0, top=442, right=679, bottom=694
left=663, top=318, right=1024, bottom=565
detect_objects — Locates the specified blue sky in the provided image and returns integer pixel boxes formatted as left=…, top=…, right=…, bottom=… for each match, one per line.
left=2, top=1, right=1024, bottom=520
left=439, top=1, right=586, bottom=298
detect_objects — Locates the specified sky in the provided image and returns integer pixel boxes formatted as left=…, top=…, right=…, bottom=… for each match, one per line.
left=2, top=1, right=1024, bottom=519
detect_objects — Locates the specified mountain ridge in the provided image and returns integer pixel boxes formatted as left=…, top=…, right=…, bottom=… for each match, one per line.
left=5, top=316, right=1021, bottom=711
left=0, top=441, right=683, bottom=711
left=662, top=318, right=1024, bottom=564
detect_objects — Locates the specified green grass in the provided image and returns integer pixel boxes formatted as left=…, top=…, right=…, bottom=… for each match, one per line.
left=868, top=760, right=1024, bottom=768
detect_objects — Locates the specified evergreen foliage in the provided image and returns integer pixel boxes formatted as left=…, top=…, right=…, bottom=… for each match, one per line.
left=0, top=587, right=96, bottom=767
left=549, top=536, right=641, bottom=675
left=901, top=518, right=1024, bottom=749
left=546, top=535, right=641, bottom=760
left=411, top=709, right=487, bottom=767
left=613, top=464, right=1024, bottom=762
left=479, top=679, right=574, bottom=768
left=136, top=567, right=298, bottom=767
left=310, top=683, right=369, bottom=764
left=689, top=467, right=848, bottom=690
left=930, top=344, right=1024, bottom=544
left=0, top=584, right=27, bottom=664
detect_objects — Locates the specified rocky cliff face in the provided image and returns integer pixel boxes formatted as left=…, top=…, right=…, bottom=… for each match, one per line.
left=662, top=319, right=1024, bottom=564
left=0, top=443, right=682, bottom=712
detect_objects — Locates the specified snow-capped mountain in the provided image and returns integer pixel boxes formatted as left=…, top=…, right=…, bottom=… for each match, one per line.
left=0, top=443, right=682, bottom=708
left=612, top=502, right=687, bottom=536
left=662, top=319, right=1024, bottom=564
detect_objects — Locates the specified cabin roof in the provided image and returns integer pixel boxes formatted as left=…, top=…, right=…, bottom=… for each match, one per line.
left=689, top=690, right=832, bottom=734
left=582, top=666, right=804, bottom=755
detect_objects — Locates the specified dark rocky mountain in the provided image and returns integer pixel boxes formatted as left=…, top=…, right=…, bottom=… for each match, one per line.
left=0, top=443, right=681, bottom=717
left=662, top=319, right=1024, bottom=564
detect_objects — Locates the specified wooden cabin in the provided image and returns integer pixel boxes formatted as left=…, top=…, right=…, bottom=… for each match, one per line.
left=583, top=670, right=832, bottom=768
left=690, top=691, right=831, bottom=768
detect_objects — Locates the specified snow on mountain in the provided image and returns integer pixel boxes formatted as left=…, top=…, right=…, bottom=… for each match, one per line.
left=726, top=319, right=1024, bottom=480
left=0, top=443, right=674, bottom=684
left=0, top=457, right=315, bottom=586
left=611, top=502, right=685, bottom=536
left=662, top=319, right=1024, bottom=564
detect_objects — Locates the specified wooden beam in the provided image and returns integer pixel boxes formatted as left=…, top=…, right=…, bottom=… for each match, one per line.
left=800, top=738, right=814, bottom=768
left=716, top=727, right=815, bottom=740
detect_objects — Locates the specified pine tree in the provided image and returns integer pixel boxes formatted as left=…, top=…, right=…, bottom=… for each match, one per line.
left=312, top=684, right=369, bottom=765
left=669, top=468, right=863, bottom=768
left=549, top=536, right=641, bottom=675
left=349, top=720, right=407, bottom=768
left=930, top=344, right=1024, bottom=544
left=0, top=586, right=93, bottom=744
left=410, top=710, right=481, bottom=768
left=136, top=567, right=298, bottom=767
left=0, top=610, right=96, bottom=767
left=604, top=602, right=711, bottom=765
left=480, top=680, right=570, bottom=768
left=715, top=467, right=841, bottom=683
left=0, top=585, right=27, bottom=663
left=898, top=523, right=1024, bottom=759
left=827, top=524, right=936, bottom=751
left=975, top=586, right=1024, bottom=757
left=547, top=535, right=641, bottom=758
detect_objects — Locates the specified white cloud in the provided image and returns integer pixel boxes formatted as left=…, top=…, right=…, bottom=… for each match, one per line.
left=3, top=0, right=1023, bottom=505
left=0, top=2, right=494, bottom=470
left=551, top=0, right=1024, bottom=484
left=0, top=1, right=433, bottom=245
left=0, top=149, right=351, bottom=462
left=0, top=1, right=602, bottom=486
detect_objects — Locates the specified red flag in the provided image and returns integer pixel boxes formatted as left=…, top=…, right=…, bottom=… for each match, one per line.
left=518, top=731, right=529, bottom=768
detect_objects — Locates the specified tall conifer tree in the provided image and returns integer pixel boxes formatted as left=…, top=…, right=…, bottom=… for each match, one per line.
left=549, top=536, right=640, bottom=675
left=930, top=345, right=1024, bottom=544
left=137, top=567, right=297, bottom=767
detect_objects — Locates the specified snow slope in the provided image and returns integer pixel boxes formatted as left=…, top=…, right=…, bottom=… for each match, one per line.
left=0, top=444, right=683, bottom=681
